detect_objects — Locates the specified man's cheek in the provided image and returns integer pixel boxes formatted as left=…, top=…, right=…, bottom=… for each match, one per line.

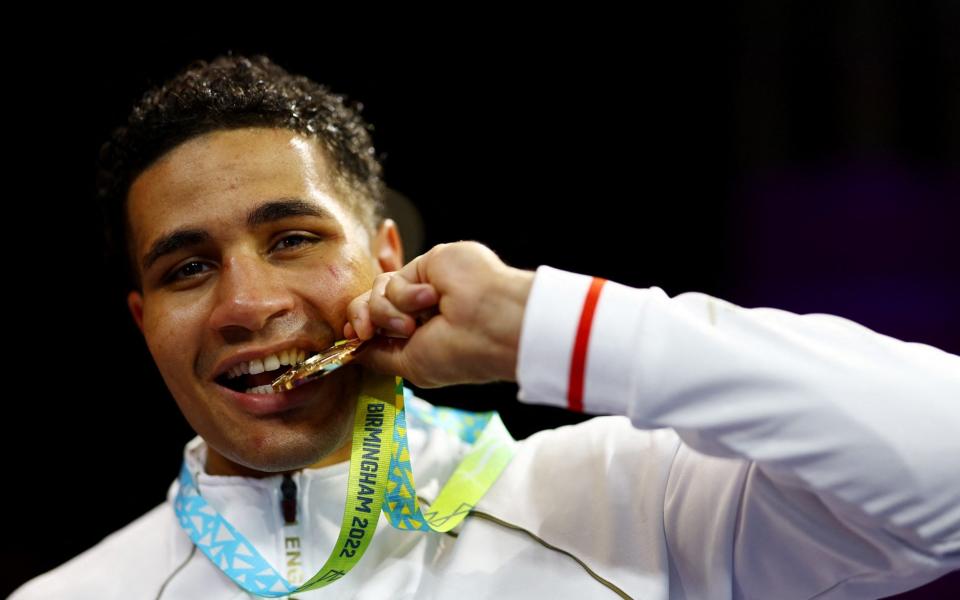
left=141, top=313, right=194, bottom=379
left=303, top=268, right=367, bottom=311
left=325, top=263, right=344, bottom=282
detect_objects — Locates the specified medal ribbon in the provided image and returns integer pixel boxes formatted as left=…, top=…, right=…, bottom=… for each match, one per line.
left=174, top=372, right=515, bottom=596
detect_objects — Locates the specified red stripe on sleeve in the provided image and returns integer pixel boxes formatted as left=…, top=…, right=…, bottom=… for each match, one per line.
left=567, top=277, right=607, bottom=412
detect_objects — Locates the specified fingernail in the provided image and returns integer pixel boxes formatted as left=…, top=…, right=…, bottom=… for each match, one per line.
left=389, top=317, right=406, bottom=332
left=416, top=288, right=435, bottom=304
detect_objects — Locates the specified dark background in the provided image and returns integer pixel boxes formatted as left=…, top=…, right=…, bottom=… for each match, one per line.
left=5, top=3, right=958, bottom=597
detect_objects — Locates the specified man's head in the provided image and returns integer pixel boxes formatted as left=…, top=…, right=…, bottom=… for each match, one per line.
left=96, top=54, right=403, bottom=476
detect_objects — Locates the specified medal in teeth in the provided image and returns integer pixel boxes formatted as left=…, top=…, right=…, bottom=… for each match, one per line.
left=223, top=348, right=310, bottom=394
left=272, top=338, right=368, bottom=392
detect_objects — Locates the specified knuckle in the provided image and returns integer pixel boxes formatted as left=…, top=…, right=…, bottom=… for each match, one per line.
left=369, top=295, right=399, bottom=319
left=369, top=291, right=389, bottom=312
left=348, top=294, right=370, bottom=314
left=385, top=275, right=404, bottom=295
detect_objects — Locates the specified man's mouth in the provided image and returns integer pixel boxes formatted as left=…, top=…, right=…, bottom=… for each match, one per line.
left=214, top=349, right=321, bottom=395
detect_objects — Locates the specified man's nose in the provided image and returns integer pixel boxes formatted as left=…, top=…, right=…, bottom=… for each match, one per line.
left=208, top=254, right=296, bottom=336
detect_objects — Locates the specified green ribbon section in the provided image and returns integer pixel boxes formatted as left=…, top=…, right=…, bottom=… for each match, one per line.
left=297, top=372, right=397, bottom=588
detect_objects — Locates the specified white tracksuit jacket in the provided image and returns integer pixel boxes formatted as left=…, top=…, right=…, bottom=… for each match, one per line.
left=11, top=265, right=960, bottom=599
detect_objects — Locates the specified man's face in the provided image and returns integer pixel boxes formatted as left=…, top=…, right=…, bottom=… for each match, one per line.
left=125, top=127, right=402, bottom=474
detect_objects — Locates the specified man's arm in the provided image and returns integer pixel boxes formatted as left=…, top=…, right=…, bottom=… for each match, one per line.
left=346, top=241, right=960, bottom=597
left=516, top=265, right=960, bottom=598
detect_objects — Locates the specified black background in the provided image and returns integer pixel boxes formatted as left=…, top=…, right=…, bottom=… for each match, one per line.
left=5, top=4, right=958, bottom=598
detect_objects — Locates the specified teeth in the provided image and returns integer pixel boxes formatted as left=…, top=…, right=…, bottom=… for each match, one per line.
left=224, top=348, right=313, bottom=380
left=264, top=354, right=281, bottom=372
left=245, top=384, right=277, bottom=395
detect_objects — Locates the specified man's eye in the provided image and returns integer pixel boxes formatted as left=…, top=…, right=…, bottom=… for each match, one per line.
left=168, top=261, right=211, bottom=282
left=272, top=234, right=318, bottom=251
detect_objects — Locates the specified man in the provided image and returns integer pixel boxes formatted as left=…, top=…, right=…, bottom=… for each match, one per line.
left=11, top=53, right=960, bottom=599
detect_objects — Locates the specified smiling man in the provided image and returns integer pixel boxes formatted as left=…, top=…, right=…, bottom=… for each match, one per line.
left=11, top=53, right=960, bottom=600
left=125, top=126, right=395, bottom=477
left=11, top=54, right=498, bottom=598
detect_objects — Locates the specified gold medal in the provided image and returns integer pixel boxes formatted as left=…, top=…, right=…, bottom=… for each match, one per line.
left=272, top=338, right=369, bottom=391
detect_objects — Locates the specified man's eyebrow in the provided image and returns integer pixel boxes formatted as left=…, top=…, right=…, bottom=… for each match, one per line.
left=141, top=198, right=333, bottom=272
left=246, top=197, right=333, bottom=228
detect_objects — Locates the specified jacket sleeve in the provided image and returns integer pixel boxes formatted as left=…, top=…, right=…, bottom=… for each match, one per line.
left=515, top=265, right=960, bottom=599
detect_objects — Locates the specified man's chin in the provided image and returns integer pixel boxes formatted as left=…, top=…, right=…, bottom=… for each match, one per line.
left=205, top=415, right=355, bottom=476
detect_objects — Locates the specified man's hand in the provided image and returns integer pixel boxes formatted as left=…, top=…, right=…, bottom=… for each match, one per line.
left=344, top=241, right=535, bottom=388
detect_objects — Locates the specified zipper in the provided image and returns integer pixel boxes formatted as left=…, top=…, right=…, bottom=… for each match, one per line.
left=280, top=471, right=307, bottom=587
left=281, top=472, right=298, bottom=524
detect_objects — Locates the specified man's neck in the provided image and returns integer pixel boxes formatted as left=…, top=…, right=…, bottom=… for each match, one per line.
left=204, top=442, right=352, bottom=478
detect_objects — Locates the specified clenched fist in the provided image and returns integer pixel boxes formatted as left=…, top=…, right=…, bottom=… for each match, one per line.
left=343, top=241, right=535, bottom=388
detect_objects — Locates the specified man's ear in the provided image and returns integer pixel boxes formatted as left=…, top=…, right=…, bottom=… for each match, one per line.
left=127, top=290, right=145, bottom=335
left=372, top=218, right=404, bottom=273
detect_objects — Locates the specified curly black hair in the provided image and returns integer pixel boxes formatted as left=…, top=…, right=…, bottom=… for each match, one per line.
left=96, top=52, right=386, bottom=293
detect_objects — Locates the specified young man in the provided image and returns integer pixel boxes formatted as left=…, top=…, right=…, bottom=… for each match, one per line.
left=11, top=54, right=959, bottom=599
